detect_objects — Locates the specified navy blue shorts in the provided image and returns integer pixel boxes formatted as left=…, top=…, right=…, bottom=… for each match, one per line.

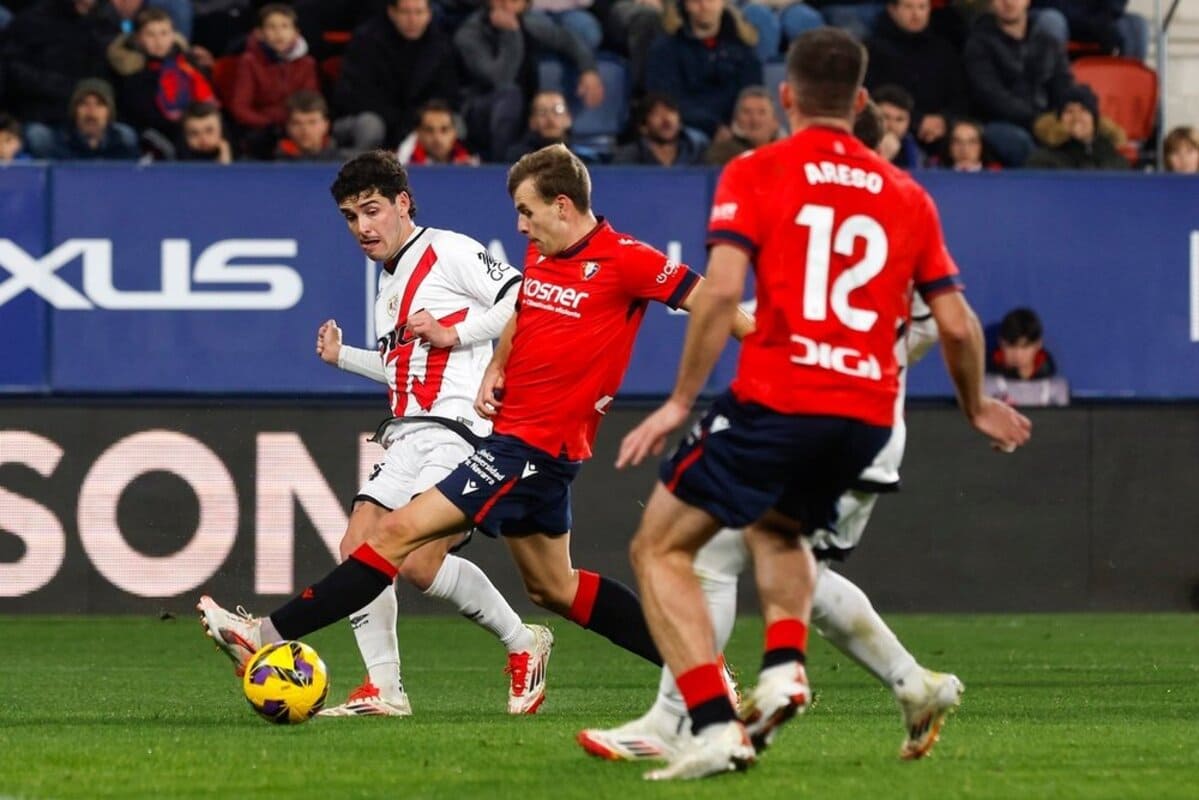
left=438, top=433, right=582, bottom=537
left=659, top=391, right=890, bottom=535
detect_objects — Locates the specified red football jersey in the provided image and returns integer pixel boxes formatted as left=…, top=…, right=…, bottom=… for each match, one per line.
left=708, top=126, right=962, bottom=427
left=496, top=220, right=699, bottom=460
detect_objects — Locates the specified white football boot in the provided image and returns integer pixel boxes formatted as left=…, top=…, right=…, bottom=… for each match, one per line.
left=506, top=624, right=553, bottom=714
left=577, top=704, right=691, bottom=761
left=896, top=669, right=964, bottom=760
left=739, top=662, right=811, bottom=751
left=643, top=721, right=755, bottom=781
left=317, top=678, right=413, bottom=717
left=197, top=595, right=264, bottom=677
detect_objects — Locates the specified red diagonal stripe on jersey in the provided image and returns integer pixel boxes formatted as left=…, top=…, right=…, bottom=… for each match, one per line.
left=387, top=247, right=439, bottom=416
left=413, top=307, right=469, bottom=411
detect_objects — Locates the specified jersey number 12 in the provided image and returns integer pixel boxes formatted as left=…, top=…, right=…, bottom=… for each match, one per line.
left=795, top=204, right=888, bottom=333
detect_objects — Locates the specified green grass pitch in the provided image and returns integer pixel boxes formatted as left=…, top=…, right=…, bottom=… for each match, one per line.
left=1, top=614, right=1196, bottom=799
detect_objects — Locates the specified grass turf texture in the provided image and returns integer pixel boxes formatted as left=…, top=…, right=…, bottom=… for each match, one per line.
left=0, top=614, right=1196, bottom=799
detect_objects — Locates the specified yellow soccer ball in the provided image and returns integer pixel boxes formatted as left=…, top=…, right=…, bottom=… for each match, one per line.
left=242, top=641, right=329, bottom=724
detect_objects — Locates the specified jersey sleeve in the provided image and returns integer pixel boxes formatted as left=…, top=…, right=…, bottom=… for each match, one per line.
left=912, top=191, right=964, bottom=301
left=617, top=241, right=699, bottom=309
left=445, top=233, right=523, bottom=307
left=706, top=153, right=763, bottom=256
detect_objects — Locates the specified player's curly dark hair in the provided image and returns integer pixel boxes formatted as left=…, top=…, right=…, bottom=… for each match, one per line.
left=329, top=150, right=418, bottom=220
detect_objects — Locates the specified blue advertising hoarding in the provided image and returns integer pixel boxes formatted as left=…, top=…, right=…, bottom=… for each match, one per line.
left=0, top=163, right=1195, bottom=398
left=0, top=165, right=50, bottom=391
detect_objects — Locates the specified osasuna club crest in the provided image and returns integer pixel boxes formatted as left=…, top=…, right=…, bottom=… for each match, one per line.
left=581, top=261, right=601, bottom=280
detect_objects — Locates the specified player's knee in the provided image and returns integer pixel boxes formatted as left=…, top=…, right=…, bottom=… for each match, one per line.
left=521, top=574, right=571, bottom=614
left=397, top=547, right=443, bottom=592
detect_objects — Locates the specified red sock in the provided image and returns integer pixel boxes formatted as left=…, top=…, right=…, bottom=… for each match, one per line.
left=566, top=569, right=600, bottom=626
left=677, top=662, right=737, bottom=733
left=762, top=618, right=808, bottom=669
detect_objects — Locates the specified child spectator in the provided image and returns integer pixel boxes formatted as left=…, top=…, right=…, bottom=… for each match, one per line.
left=1163, top=126, right=1199, bottom=174
left=274, top=90, right=339, bottom=161
left=178, top=101, right=232, bottom=162
left=989, top=307, right=1057, bottom=380
left=1027, top=83, right=1128, bottom=170
left=397, top=100, right=479, bottom=165
left=230, top=3, right=318, bottom=158
left=111, top=9, right=216, bottom=144
left=0, top=114, right=31, bottom=163
left=872, top=84, right=921, bottom=168
left=935, top=117, right=1001, bottom=171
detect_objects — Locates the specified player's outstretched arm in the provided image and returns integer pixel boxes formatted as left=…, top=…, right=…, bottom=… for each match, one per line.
left=617, top=244, right=749, bottom=468
left=929, top=291, right=1032, bottom=452
left=318, top=318, right=388, bottom=383
left=475, top=315, right=517, bottom=419
left=680, top=278, right=756, bottom=341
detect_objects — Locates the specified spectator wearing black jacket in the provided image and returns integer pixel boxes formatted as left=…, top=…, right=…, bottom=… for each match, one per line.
left=963, top=0, right=1072, bottom=167
left=0, top=0, right=119, bottom=126
left=866, top=0, right=967, bottom=158
left=332, top=0, right=459, bottom=149
left=644, top=0, right=762, bottom=138
left=455, top=0, right=603, bottom=161
left=1026, top=83, right=1128, bottom=170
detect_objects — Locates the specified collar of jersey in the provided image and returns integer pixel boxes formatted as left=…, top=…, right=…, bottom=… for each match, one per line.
left=383, top=226, right=428, bottom=273
left=556, top=217, right=608, bottom=260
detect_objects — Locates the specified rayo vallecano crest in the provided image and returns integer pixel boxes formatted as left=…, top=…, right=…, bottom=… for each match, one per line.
left=582, top=261, right=601, bottom=280
left=387, top=294, right=400, bottom=318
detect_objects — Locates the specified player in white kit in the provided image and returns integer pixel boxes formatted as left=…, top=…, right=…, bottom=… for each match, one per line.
left=578, top=294, right=965, bottom=759
left=314, top=151, right=552, bottom=717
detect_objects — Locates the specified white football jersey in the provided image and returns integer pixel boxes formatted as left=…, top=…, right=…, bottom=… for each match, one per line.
left=858, top=293, right=937, bottom=488
left=373, top=226, right=521, bottom=435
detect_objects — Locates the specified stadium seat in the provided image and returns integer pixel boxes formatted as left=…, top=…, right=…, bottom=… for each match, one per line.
left=764, top=61, right=786, bottom=127
left=1071, top=56, right=1158, bottom=161
left=211, top=55, right=239, bottom=105
left=538, top=55, right=630, bottom=139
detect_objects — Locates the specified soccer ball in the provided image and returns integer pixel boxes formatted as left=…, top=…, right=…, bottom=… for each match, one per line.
left=242, top=641, right=329, bottom=724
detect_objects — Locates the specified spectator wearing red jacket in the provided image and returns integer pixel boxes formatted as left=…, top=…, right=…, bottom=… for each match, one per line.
left=229, top=3, right=318, bottom=158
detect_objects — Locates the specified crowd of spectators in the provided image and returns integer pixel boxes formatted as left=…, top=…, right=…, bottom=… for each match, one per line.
left=0, top=0, right=1193, bottom=173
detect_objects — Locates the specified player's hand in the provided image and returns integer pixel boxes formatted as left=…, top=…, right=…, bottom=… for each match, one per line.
left=970, top=397, right=1032, bottom=453
left=406, top=309, right=460, bottom=349
left=316, top=319, right=342, bottom=366
left=917, top=114, right=947, bottom=144
left=616, top=398, right=690, bottom=469
left=475, top=365, right=505, bottom=419
left=577, top=70, right=604, bottom=108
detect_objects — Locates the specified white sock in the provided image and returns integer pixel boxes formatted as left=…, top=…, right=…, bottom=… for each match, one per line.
left=811, top=568, right=920, bottom=689
left=349, top=584, right=405, bottom=699
left=425, top=554, right=533, bottom=653
left=655, top=529, right=746, bottom=718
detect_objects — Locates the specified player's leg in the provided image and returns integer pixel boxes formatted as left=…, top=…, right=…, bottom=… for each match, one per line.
left=394, top=430, right=548, bottom=712
left=199, top=488, right=471, bottom=674
left=809, top=489, right=962, bottom=757
left=318, top=499, right=412, bottom=716
left=630, top=483, right=755, bottom=780
left=577, top=528, right=747, bottom=762
left=735, top=510, right=815, bottom=751
left=502, top=531, right=660, bottom=664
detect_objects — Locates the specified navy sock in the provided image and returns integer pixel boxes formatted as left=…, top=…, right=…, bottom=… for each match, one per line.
left=567, top=570, right=662, bottom=666
left=270, top=545, right=397, bottom=640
